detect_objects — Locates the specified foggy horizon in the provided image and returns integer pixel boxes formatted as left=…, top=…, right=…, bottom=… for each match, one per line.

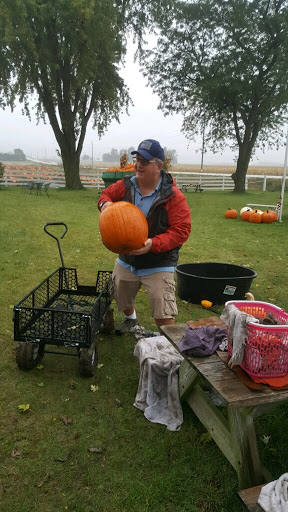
left=1, top=42, right=287, bottom=168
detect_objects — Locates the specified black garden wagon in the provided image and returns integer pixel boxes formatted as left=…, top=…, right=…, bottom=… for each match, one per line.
left=13, top=223, right=114, bottom=377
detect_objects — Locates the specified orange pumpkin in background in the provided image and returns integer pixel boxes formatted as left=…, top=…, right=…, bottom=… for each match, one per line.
left=249, top=209, right=262, bottom=223
left=225, top=208, right=238, bottom=219
left=99, top=201, right=148, bottom=254
left=240, top=208, right=253, bottom=222
left=262, top=210, right=277, bottom=223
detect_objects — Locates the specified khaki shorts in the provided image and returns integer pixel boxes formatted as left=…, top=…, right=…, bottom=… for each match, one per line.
left=112, top=262, right=178, bottom=319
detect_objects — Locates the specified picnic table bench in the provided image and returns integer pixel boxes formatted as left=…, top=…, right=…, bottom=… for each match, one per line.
left=181, top=183, right=204, bottom=193
left=160, top=322, right=288, bottom=490
left=238, top=485, right=265, bottom=511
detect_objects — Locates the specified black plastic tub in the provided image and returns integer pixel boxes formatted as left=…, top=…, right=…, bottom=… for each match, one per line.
left=176, top=262, right=257, bottom=304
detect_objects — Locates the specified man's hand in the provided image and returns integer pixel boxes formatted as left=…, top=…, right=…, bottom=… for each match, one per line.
left=100, top=201, right=112, bottom=211
left=128, top=238, right=152, bottom=255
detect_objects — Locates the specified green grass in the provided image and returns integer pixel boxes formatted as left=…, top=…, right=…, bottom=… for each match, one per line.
left=0, top=186, right=288, bottom=512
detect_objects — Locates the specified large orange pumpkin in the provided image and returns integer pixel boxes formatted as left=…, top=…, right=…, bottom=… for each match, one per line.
left=99, top=201, right=148, bottom=254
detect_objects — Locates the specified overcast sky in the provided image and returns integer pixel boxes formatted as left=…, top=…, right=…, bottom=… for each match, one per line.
left=0, top=43, right=287, bottom=166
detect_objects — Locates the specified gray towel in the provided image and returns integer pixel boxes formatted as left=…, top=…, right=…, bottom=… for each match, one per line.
left=133, top=336, right=184, bottom=432
left=220, top=304, right=259, bottom=367
left=258, top=473, right=288, bottom=512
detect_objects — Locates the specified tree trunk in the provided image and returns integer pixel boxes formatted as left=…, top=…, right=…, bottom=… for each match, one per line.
left=61, top=149, right=83, bottom=189
left=232, top=143, right=253, bottom=193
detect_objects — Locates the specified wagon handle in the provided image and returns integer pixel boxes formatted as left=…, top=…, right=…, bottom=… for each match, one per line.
left=44, top=222, right=68, bottom=268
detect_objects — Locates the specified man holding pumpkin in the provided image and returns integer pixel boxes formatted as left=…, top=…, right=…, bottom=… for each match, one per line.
left=98, top=139, right=191, bottom=335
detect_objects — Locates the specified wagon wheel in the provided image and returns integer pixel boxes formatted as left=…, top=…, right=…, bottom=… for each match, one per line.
left=16, top=342, right=45, bottom=370
left=100, top=307, right=115, bottom=333
left=78, top=340, right=98, bottom=378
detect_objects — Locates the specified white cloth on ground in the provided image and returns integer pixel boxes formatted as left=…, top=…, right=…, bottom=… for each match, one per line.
left=220, top=303, right=259, bottom=368
left=258, top=473, right=288, bottom=512
left=133, top=335, right=184, bottom=432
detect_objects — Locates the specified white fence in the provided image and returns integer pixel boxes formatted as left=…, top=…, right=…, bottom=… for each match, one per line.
left=1, top=167, right=286, bottom=192
left=172, top=172, right=234, bottom=191
left=172, top=171, right=287, bottom=192
left=1, top=168, right=103, bottom=189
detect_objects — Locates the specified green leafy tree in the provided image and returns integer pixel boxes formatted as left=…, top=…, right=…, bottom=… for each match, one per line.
left=140, top=0, right=288, bottom=192
left=0, top=149, right=26, bottom=161
left=13, top=149, right=26, bottom=161
left=0, top=0, right=130, bottom=189
left=102, top=148, right=120, bottom=162
left=0, top=161, right=4, bottom=180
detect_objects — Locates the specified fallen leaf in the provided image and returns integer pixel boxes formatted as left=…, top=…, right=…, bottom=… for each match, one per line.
left=37, top=365, right=44, bottom=370
left=90, top=385, right=99, bottom=392
left=199, top=432, right=212, bottom=445
left=18, top=404, right=30, bottom=412
left=37, top=382, right=44, bottom=387
left=11, top=449, right=21, bottom=458
left=261, top=435, right=271, bottom=445
left=38, top=472, right=50, bottom=487
left=88, top=447, right=104, bottom=454
left=97, top=363, right=104, bottom=369
left=68, top=379, right=76, bottom=389
left=54, top=453, right=70, bottom=462
left=61, top=416, right=72, bottom=425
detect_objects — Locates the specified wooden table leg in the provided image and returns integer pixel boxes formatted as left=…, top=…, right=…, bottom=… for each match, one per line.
left=228, top=408, right=264, bottom=489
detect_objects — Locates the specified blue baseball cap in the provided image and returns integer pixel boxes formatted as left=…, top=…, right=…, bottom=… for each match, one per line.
left=131, top=139, right=165, bottom=161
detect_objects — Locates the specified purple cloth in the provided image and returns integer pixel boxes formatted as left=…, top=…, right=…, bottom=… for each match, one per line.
left=178, top=326, right=228, bottom=357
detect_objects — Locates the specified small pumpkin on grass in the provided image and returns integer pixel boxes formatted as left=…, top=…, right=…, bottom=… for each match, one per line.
left=99, top=201, right=148, bottom=254
left=225, top=208, right=238, bottom=219
left=249, top=209, right=262, bottom=223
left=262, top=210, right=277, bottom=223
left=241, top=208, right=253, bottom=222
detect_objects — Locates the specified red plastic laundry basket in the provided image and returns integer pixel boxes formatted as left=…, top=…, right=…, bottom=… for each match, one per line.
left=226, top=301, right=288, bottom=378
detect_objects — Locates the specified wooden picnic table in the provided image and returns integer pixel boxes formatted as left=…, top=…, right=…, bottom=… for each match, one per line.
left=160, top=322, right=288, bottom=490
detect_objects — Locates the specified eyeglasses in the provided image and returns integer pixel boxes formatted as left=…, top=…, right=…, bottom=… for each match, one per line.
left=133, top=156, right=158, bottom=166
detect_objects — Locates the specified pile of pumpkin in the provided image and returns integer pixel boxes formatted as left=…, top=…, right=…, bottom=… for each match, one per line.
left=105, top=163, right=135, bottom=173
left=225, top=207, right=278, bottom=223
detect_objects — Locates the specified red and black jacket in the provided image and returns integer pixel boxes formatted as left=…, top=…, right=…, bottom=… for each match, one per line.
left=98, top=171, right=191, bottom=269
